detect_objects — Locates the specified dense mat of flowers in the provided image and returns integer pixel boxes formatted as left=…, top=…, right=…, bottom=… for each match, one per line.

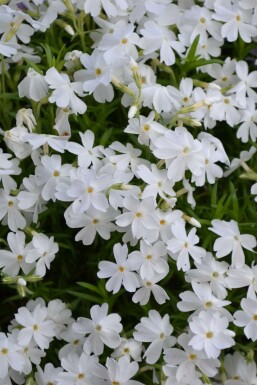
left=1, top=0, right=257, bottom=384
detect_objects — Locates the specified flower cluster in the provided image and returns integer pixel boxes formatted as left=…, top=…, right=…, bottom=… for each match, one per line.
left=1, top=0, right=257, bottom=384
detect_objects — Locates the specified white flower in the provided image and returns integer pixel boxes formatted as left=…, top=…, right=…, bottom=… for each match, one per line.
left=186, top=253, right=229, bottom=299
left=164, top=332, right=220, bottom=383
left=124, top=112, right=166, bottom=146
left=0, top=187, right=26, bottom=231
left=139, top=6, right=185, bottom=65
left=228, top=61, right=257, bottom=108
left=213, top=0, right=257, bottom=42
left=0, top=231, right=34, bottom=277
left=17, top=175, right=46, bottom=223
left=189, top=310, right=235, bottom=359
left=98, top=23, right=139, bottom=65
left=101, top=356, right=143, bottom=385
left=116, top=196, right=159, bottom=243
left=225, top=264, right=257, bottom=298
left=66, top=130, right=103, bottom=169
left=74, top=50, right=114, bottom=103
left=64, top=205, right=117, bottom=246
left=153, top=127, right=204, bottom=182
left=209, top=219, right=257, bottom=268
left=26, top=233, right=59, bottom=277
left=97, top=243, right=140, bottom=294
left=45, top=67, right=87, bottom=115
left=56, top=352, right=102, bottom=385
left=15, top=304, right=56, bottom=350
left=132, top=273, right=170, bottom=305
left=137, top=164, right=175, bottom=201
left=35, top=155, right=72, bottom=202
left=128, top=240, right=168, bottom=279
left=72, top=303, right=122, bottom=355
left=0, top=332, right=26, bottom=379
left=35, top=363, right=63, bottom=385
left=133, top=310, right=176, bottom=364
left=167, top=222, right=206, bottom=272
left=65, top=168, right=109, bottom=213
left=112, top=338, right=142, bottom=362
left=18, top=68, right=48, bottom=102
left=177, top=281, right=232, bottom=320
left=234, top=295, right=257, bottom=341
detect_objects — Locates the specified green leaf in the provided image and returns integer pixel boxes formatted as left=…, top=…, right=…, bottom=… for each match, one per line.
left=186, top=34, right=200, bottom=62
left=67, top=290, right=102, bottom=303
left=77, top=282, right=101, bottom=295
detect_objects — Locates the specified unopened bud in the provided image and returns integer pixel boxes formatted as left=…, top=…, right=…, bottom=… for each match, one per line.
left=182, top=214, right=201, bottom=228
left=65, top=25, right=75, bottom=36
left=128, top=105, right=137, bottom=118
left=17, top=277, right=27, bottom=286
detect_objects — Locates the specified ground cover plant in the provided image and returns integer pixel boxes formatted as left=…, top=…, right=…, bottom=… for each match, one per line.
left=1, top=0, right=257, bottom=384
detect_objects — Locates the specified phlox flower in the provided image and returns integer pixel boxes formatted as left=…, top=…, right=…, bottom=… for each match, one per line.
left=97, top=243, right=140, bottom=294
left=234, top=295, right=257, bottom=341
left=112, top=338, right=142, bottom=362
left=45, top=67, right=87, bottom=115
left=35, top=363, right=63, bottom=385
left=64, top=168, right=109, bottom=213
left=179, top=5, right=222, bottom=43
left=115, top=196, right=159, bottom=243
left=228, top=61, right=257, bottom=108
left=223, top=146, right=256, bottom=177
left=132, top=273, right=170, bottom=305
left=0, top=157, right=20, bottom=192
left=9, top=326, right=45, bottom=375
left=137, top=164, right=175, bottom=201
left=189, top=310, right=235, bottom=359
left=224, top=351, right=257, bottom=385
left=47, top=299, right=72, bottom=338
left=213, top=0, right=257, bottom=42
left=133, top=310, right=176, bottom=364
left=185, top=253, right=229, bottom=299
left=0, top=332, right=26, bottom=379
left=225, top=264, right=257, bottom=298
left=167, top=222, right=206, bottom=272
left=209, top=219, right=257, bottom=268
left=82, top=0, right=128, bottom=17
left=124, top=112, right=166, bottom=146
left=109, top=141, right=146, bottom=176
left=164, top=332, right=220, bottom=383
left=177, top=281, right=232, bottom=320
left=237, top=99, right=257, bottom=142
left=59, top=322, right=85, bottom=359
left=99, top=356, right=144, bottom=385
left=209, top=92, right=241, bottom=127
left=74, top=50, right=114, bottom=103
left=0, top=39, right=19, bottom=57
left=21, top=133, right=69, bottom=153
left=35, top=155, right=72, bottom=202
left=18, top=68, right=48, bottom=102
left=64, top=205, right=118, bottom=246
left=15, top=304, right=56, bottom=350
left=56, top=352, right=102, bottom=385
left=98, top=23, right=139, bottom=65
left=128, top=240, right=168, bottom=279
left=0, top=187, right=26, bottom=231
left=26, top=233, right=59, bottom=277
left=17, top=175, right=46, bottom=223
left=139, top=5, right=185, bottom=65
left=72, top=303, right=122, bottom=355
left=0, top=231, right=34, bottom=277
left=153, top=127, right=204, bottom=182
left=66, top=130, right=103, bottom=169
